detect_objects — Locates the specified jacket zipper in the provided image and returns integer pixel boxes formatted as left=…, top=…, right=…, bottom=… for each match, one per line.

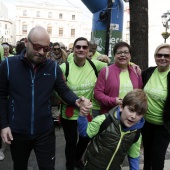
left=30, top=69, right=35, bottom=135
left=106, top=125, right=134, bottom=170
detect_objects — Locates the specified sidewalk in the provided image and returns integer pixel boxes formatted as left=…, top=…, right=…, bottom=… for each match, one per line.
left=0, top=126, right=170, bottom=170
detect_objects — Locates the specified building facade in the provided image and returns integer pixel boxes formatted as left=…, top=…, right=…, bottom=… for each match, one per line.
left=0, top=2, right=15, bottom=45
left=15, top=1, right=92, bottom=48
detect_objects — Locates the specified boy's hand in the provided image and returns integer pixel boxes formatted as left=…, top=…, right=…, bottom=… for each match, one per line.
left=77, top=96, right=93, bottom=116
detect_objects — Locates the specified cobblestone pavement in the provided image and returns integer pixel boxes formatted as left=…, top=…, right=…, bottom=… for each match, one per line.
left=0, top=126, right=170, bottom=170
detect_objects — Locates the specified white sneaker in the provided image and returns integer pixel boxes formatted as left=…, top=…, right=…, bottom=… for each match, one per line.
left=0, top=149, right=5, bottom=160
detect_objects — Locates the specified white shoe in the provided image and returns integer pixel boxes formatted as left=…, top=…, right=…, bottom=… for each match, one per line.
left=0, top=149, right=5, bottom=160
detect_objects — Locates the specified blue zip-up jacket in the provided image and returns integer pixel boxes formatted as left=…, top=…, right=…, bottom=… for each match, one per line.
left=0, top=50, right=79, bottom=135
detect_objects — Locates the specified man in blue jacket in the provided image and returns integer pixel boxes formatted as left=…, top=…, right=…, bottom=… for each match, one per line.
left=0, top=26, right=92, bottom=170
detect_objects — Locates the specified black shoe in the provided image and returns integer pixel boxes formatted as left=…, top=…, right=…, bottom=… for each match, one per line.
left=74, top=160, right=85, bottom=170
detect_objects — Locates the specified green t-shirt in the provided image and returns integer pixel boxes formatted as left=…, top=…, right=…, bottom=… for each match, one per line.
left=67, top=51, right=101, bottom=62
left=60, top=59, right=106, bottom=120
left=119, top=71, right=133, bottom=99
left=144, top=68, right=169, bottom=125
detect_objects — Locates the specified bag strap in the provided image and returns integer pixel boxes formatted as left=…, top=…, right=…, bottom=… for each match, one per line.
left=65, top=58, right=98, bottom=81
left=105, top=66, right=109, bottom=80
left=86, top=58, right=98, bottom=78
left=98, top=113, right=113, bottom=134
left=65, top=61, right=69, bottom=81
left=133, top=129, right=140, bottom=143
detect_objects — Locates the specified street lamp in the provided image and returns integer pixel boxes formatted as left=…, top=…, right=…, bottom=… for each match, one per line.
left=161, top=11, right=170, bottom=43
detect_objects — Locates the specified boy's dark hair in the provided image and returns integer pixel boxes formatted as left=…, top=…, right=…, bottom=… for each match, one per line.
left=113, top=41, right=132, bottom=55
left=73, top=37, right=89, bottom=47
left=122, top=89, right=148, bottom=115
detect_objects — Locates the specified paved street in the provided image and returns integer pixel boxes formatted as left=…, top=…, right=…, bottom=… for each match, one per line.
left=0, top=126, right=170, bottom=170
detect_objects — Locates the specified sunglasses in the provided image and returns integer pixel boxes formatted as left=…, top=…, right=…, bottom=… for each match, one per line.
left=156, top=53, right=170, bottom=58
left=53, top=48, right=60, bottom=51
left=28, top=37, right=51, bottom=52
left=75, top=45, right=88, bottom=50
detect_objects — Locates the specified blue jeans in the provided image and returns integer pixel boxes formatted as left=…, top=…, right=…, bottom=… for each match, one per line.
left=10, top=126, right=55, bottom=170
left=141, top=121, right=170, bottom=170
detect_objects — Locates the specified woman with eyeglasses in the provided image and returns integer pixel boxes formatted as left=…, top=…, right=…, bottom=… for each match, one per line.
left=60, top=37, right=107, bottom=170
left=47, top=42, right=67, bottom=65
left=94, top=41, right=143, bottom=170
left=141, top=43, right=170, bottom=170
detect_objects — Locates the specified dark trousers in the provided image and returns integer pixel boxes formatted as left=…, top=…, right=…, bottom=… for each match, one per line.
left=10, top=127, right=56, bottom=170
left=61, top=118, right=90, bottom=170
left=141, top=121, right=170, bottom=170
left=0, top=137, right=2, bottom=148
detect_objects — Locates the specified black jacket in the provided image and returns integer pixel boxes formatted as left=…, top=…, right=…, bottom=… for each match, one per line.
left=0, top=50, right=78, bottom=135
left=142, top=67, right=170, bottom=133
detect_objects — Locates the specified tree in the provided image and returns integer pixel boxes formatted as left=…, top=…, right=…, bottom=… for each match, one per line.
left=129, top=0, right=148, bottom=70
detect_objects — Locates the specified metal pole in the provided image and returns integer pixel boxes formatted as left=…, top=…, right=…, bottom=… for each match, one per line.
left=104, top=0, right=113, bottom=55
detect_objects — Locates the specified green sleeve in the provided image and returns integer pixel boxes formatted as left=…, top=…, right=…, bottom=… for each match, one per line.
left=86, top=114, right=106, bottom=138
left=127, top=134, right=142, bottom=158
left=60, top=62, right=66, bottom=77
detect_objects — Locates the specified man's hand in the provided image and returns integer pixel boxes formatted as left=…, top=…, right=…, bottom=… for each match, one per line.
left=1, top=127, right=13, bottom=144
left=76, top=96, right=93, bottom=116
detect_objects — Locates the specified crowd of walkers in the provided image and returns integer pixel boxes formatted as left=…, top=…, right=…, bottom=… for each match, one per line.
left=0, top=26, right=170, bottom=170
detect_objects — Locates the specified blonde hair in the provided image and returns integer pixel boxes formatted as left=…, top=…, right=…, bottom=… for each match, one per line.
left=154, top=43, right=170, bottom=57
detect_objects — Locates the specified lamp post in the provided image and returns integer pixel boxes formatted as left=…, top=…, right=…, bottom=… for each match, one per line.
left=161, top=11, right=170, bottom=43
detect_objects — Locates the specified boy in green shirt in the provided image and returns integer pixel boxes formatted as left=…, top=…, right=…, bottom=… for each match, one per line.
left=78, top=89, right=148, bottom=170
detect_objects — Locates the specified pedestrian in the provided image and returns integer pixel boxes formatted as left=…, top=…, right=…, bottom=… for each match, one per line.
left=78, top=89, right=148, bottom=170
left=141, top=43, right=170, bottom=170
left=0, top=26, right=92, bottom=170
left=94, top=41, right=143, bottom=114
left=60, top=37, right=107, bottom=170
left=47, top=42, right=67, bottom=65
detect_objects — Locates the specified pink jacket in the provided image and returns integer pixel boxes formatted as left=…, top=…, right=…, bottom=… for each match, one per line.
left=94, top=64, right=143, bottom=114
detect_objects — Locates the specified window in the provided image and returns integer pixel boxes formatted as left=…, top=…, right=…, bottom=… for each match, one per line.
left=59, top=13, right=63, bottom=19
left=71, top=29, right=75, bottom=37
left=5, top=24, right=7, bottom=29
left=22, top=23, right=27, bottom=34
left=23, top=10, right=27, bottom=16
left=37, top=11, right=40, bottom=17
left=59, top=28, right=63, bottom=36
left=48, top=12, right=52, bottom=18
left=72, top=15, right=75, bottom=20
left=47, top=25, right=52, bottom=35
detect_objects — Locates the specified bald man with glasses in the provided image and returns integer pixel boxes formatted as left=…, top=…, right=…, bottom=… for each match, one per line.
left=0, top=26, right=92, bottom=170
